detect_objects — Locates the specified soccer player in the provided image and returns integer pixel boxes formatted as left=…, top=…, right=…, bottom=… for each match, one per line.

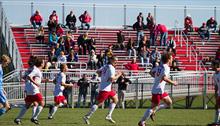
left=14, top=57, right=44, bottom=125
left=0, top=55, right=11, bottom=116
left=213, top=60, right=220, bottom=124
left=48, top=63, right=73, bottom=119
left=138, top=53, right=178, bottom=126
left=83, top=56, right=122, bottom=125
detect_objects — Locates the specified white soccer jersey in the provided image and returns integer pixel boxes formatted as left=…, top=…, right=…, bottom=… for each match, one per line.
left=99, top=64, right=115, bottom=91
left=213, top=72, right=220, bottom=96
left=25, top=66, right=42, bottom=95
left=53, top=72, right=66, bottom=96
left=151, top=64, right=170, bottom=94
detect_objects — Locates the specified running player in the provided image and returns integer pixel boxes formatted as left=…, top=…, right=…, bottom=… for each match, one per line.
left=83, top=56, right=122, bottom=125
left=138, top=53, right=178, bottom=126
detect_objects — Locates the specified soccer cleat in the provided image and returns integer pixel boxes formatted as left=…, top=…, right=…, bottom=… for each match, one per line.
left=138, top=121, right=146, bottom=126
left=150, top=112, right=155, bottom=121
left=14, top=119, right=21, bottom=125
left=48, top=116, right=53, bottom=120
left=49, top=105, right=53, bottom=115
left=31, top=118, right=40, bottom=125
left=105, top=115, right=116, bottom=124
left=83, top=116, right=90, bottom=125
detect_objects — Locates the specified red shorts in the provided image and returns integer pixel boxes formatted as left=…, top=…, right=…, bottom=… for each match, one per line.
left=25, top=93, right=43, bottom=103
left=96, top=90, right=116, bottom=103
left=152, top=92, right=169, bottom=105
left=54, top=95, right=66, bottom=104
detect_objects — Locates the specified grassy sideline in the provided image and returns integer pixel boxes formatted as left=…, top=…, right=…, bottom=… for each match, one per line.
left=0, top=108, right=214, bottom=126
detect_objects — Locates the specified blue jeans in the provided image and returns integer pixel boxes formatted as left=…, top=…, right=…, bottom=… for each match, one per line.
left=160, top=32, right=168, bottom=46
left=77, top=92, right=87, bottom=108
left=81, top=23, right=90, bottom=30
left=150, top=33, right=156, bottom=46
left=136, top=31, right=144, bottom=47
left=90, top=91, right=98, bottom=106
left=31, top=21, right=41, bottom=29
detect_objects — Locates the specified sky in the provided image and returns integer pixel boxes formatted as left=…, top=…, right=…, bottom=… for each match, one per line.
left=1, top=0, right=220, bottom=28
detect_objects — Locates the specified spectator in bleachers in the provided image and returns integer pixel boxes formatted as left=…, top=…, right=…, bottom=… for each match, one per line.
left=77, top=74, right=90, bottom=108
left=87, top=37, right=96, bottom=54
left=138, top=36, right=150, bottom=54
left=30, top=10, right=43, bottom=29
left=198, top=22, right=210, bottom=44
left=139, top=47, right=151, bottom=67
left=155, top=24, right=168, bottom=46
left=57, top=51, right=67, bottom=63
left=90, top=74, right=100, bottom=106
left=66, top=10, right=77, bottom=30
left=171, top=58, right=181, bottom=71
left=97, top=50, right=106, bottom=68
left=74, top=51, right=79, bottom=62
left=56, top=24, right=64, bottom=37
left=149, top=24, right=157, bottom=46
left=35, top=26, right=44, bottom=43
left=116, top=73, right=131, bottom=109
left=79, top=11, right=92, bottom=30
left=151, top=47, right=161, bottom=66
left=48, top=47, right=57, bottom=63
left=66, top=49, right=75, bottom=69
left=77, top=33, right=89, bottom=55
left=88, top=50, right=98, bottom=70
left=215, top=47, right=220, bottom=60
left=206, top=17, right=218, bottom=32
left=64, top=36, right=74, bottom=54
left=57, top=37, right=65, bottom=51
left=167, top=36, right=176, bottom=55
left=137, top=12, right=144, bottom=23
left=184, top=14, right=194, bottom=33
left=127, top=37, right=136, bottom=59
left=55, top=43, right=62, bottom=57
left=49, top=10, right=59, bottom=24
left=47, top=18, right=58, bottom=33
left=117, top=30, right=125, bottom=50
left=146, top=12, right=155, bottom=30
left=105, top=45, right=114, bottom=63
left=49, top=30, right=58, bottom=46
left=124, top=58, right=143, bottom=76
left=133, top=18, right=145, bottom=47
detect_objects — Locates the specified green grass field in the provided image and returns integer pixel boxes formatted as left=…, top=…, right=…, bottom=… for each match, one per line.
left=0, top=108, right=214, bottom=126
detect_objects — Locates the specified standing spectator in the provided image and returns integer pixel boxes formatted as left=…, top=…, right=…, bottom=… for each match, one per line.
left=149, top=24, right=157, bottom=46
left=88, top=50, right=98, bottom=70
left=77, top=33, right=89, bottom=55
left=137, top=12, right=144, bottom=23
left=79, top=11, right=92, bottom=30
left=206, top=17, right=218, bottom=32
left=66, top=10, right=77, bottom=30
left=146, top=12, right=155, bottom=30
left=35, top=26, right=44, bottom=43
left=77, top=74, right=90, bottom=108
left=127, top=37, right=137, bottom=59
left=116, top=73, right=131, bottom=109
left=167, top=36, right=176, bottom=55
left=90, top=74, right=100, bottom=106
left=198, top=22, right=210, bottom=44
left=156, top=24, right=168, bottom=46
left=133, top=19, right=145, bottom=47
left=184, top=14, right=193, bottom=33
left=49, top=30, right=58, bottom=46
left=30, top=10, right=43, bottom=29
left=117, top=30, right=125, bottom=50
left=49, top=10, right=58, bottom=24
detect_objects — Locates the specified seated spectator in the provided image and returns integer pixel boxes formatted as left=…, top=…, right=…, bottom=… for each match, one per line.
left=87, top=37, right=96, bottom=53
left=206, top=17, right=218, bottom=32
left=88, top=50, right=98, bottom=70
left=49, top=10, right=58, bottom=24
left=133, top=19, right=145, bottom=47
left=35, top=26, right=44, bottom=43
left=64, top=36, right=74, bottom=54
left=127, top=37, right=137, bottom=59
left=48, top=47, right=57, bottom=63
left=124, top=58, right=144, bottom=76
left=167, top=36, right=176, bottom=55
left=49, top=30, right=58, bottom=46
left=198, top=22, right=210, bottom=44
left=97, top=50, right=106, bottom=68
left=66, top=49, right=76, bottom=69
left=138, top=47, right=148, bottom=67
left=105, top=45, right=114, bottom=61
left=171, top=58, right=181, bottom=71
left=47, top=19, right=57, bottom=33
left=30, top=10, right=43, bottom=29
left=155, top=24, right=168, bottom=46
left=216, top=47, right=220, bottom=60
left=55, top=43, right=62, bottom=57
left=66, top=10, right=77, bottom=30
left=57, top=37, right=65, bottom=51
left=138, top=35, right=150, bottom=54
left=57, top=51, right=67, bottom=63
left=146, top=12, right=155, bottom=30
left=56, top=24, right=64, bottom=37
left=117, top=30, right=125, bottom=50
left=77, top=33, right=89, bottom=55
left=184, top=14, right=194, bottom=33
left=151, top=47, right=161, bottom=66
left=79, top=11, right=92, bottom=30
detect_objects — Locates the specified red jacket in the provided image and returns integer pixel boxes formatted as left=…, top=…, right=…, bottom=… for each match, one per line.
left=184, top=17, right=193, bottom=27
left=30, top=14, right=42, bottom=23
left=49, top=14, right=58, bottom=23
left=79, top=14, right=91, bottom=23
left=124, top=62, right=144, bottom=71
left=156, top=24, right=167, bottom=33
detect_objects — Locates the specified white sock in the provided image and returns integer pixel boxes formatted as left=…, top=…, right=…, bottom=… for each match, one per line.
left=122, top=102, right=125, bottom=109
left=108, top=103, right=116, bottom=117
left=32, top=106, right=37, bottom=117
left=141, top=109, right=153, bottom=122
left=32, top=106, right=43, bottom=120
left=86, top=104, right=98, bottom=118
left=16, top=106, right=28, bottom=119
left=156, top=104, right=168, bottom=112
left=50, top=106, right=58, bottom=117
